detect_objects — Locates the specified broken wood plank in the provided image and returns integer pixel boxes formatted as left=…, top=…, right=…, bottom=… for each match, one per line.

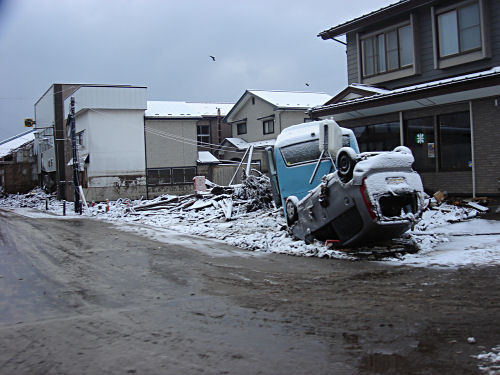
left=467, top=201, right=489, bottom=212
left=220, top=198, right=233, bottom=220
left=133, top=196, right=179, bottom=211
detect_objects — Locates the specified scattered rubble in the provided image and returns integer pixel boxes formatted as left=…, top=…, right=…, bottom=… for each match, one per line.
left=0, top=184, right=497, bottom=266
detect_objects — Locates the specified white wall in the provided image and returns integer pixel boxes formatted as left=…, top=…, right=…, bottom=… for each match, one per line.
left=65, top=86, right=147, bottom=115
left=34, top=86, right=55, bottom=128
left=76, top=109, right=146, bottom=177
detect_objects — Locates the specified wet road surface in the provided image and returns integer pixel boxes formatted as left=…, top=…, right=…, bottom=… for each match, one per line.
left=0, top=208, right=499, bottom=374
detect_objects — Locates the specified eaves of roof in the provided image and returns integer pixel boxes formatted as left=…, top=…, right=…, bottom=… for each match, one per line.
left=318, top=0, right=434, bottom=39
left=310, top=68, right=500, bottom=117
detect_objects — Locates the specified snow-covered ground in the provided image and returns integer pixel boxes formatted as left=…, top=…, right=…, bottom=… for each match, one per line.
left=1, top=188, right=499, bottom=269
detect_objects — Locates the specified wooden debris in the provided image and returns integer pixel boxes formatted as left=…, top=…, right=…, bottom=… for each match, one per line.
left=467, top=201, right=489, bottom=212
left=126, top=174, right=274, bottom=222
left=433, top=191, right=446, bottom=205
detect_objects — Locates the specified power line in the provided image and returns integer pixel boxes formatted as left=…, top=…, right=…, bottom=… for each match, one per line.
left=82, top=105, right=256, bottom=154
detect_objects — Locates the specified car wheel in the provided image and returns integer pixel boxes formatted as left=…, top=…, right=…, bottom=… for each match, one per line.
left=336, top=150, right=355, bottom=182
left=285, top=196, right=299, bottom=226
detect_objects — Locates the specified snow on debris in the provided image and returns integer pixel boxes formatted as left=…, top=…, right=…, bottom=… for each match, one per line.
left=1, top=184, right=499, bottom=268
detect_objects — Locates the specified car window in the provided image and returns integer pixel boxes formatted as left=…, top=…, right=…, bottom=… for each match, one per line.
left=280, top=140, right=321, bottom=166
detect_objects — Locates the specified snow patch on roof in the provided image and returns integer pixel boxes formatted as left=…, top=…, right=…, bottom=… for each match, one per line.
left=146, top=101, right=234, bottom=118
left=223, top=137, right=275, bottom=150
left=249, top=139, right=275, bottom=148
left=317, top=67, right=500, bottom=110
left=0, top=130, right=35, bottom=158
left=349, top=83, right=391, bottom=95
left=249, top=90, right=332, bottom=109
left=223, top=138, right=250, bottom=150
left=197, top=151, right=220, bottom=164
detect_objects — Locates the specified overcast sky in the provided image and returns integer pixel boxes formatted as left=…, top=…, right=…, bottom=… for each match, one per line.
left=0, top=0, right=393, bottom=140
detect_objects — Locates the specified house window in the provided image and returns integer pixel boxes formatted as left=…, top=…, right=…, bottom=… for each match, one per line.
left=237, top=122, right=247, bottom=135
left=263, top=119, right=274, bottom=135
left=404, top=117, right=436, bottom=172
left=77, top=131, right=84, bottom=146
left=437, top=2, right=481, bottom=58
left=361, top=24, right=413, bottom=78
left=172, top=167, right=196, bottom=184
left=438, top=112, right=471, bottom=171
left=352, top=122, right=400, bottom=152
left=197, top=125, right=210, bottom=145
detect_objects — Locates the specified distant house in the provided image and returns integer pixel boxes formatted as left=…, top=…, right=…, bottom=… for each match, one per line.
left=0, top=130, right=37, bottom=194
left=35, top=84, right=147, bottom=202
left=221, top=90, right=332, bottom=173
left=310, top=0, right=500, bottom=196
left=144, top=101, right=233, bottom=197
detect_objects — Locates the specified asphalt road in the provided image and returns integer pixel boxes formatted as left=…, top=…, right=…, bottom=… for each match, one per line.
left=0, top=208, right=499, bottom=374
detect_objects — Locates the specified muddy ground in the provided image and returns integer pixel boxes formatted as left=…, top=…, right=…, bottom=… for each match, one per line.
left=0, top=208, right=499, bottom=374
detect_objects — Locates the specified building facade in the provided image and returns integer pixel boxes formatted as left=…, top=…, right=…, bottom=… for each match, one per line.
left=34, top=84, right=147, bottom=202
left=222, top=90, right=332, bottom=173
left=0, top=130, right=37, bottom=194
left=144, top=101, right=233, bottom=197
left=311, top=0, right=500, bottom=196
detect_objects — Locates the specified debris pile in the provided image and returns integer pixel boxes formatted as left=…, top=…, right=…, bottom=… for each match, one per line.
left=232, top=172, right=275, bottom=212
left=0, top=186, right=497, bottom=267
left=129, top=173, right=275, bottom=221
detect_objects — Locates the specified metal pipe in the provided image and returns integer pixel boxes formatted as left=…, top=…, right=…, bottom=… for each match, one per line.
left=469, top=101, right=476, bottom=198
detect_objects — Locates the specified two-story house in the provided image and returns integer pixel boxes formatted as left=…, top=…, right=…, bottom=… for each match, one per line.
left=221, top=90, right=332, bottom=173
left=310, top=0, right=500, bottom=196
left=35, top=84, right=148, bottom=202
left=144, top=101, right=233, bottom=198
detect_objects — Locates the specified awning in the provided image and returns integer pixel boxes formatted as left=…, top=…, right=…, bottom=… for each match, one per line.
left=310, top=67, right=500, bottom=120
left=67, top=153, right=89, bottom=171
left=197, top=151, right=220, bottom=164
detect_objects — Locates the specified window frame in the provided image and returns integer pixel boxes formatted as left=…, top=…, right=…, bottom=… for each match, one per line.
left=358, top=18, right=416, bottom=84
left=432, top=0, right=489, bottom=69
left=146, top=167, right=196, bottom=186
left=279, top=139, right=323, bottom=167
left=236, top=122, right=247, bottom=135
left=263, top=119, right=274, bottom=135
left=197, top=124, right=210, bottom=145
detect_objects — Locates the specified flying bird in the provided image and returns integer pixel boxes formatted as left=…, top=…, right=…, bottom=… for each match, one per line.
left=210, top=56, right=216, bottom=61
left=305, top=83, right=310, bottom=87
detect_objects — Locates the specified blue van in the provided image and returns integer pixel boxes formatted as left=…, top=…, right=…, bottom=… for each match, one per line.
left=267, top=120, right=359, bottom=208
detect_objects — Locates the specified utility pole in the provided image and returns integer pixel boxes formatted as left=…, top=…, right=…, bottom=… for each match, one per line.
left=70, top=97, right=81, bottom=213
left=217, top=107, right=222, bottom=145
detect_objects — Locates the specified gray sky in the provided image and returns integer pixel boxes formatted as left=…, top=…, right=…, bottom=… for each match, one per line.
left=0, top=0, right=393, bottom=140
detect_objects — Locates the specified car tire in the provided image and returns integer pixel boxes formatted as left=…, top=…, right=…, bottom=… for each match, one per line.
left=285, top=196, right=299, bottom=226
left=336, top=149, right=355, bottom=183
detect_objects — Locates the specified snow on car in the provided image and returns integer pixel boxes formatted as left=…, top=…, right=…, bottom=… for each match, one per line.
left=268, top=119, right=425, bottom=246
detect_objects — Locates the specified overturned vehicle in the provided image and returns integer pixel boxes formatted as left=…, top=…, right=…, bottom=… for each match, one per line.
left=266, top=120, right=425, bottom=246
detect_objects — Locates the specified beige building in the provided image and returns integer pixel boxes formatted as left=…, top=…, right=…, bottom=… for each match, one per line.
left=221, top=90, right=332, bottom=172
left=144, top=101, right=233, bottom=197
